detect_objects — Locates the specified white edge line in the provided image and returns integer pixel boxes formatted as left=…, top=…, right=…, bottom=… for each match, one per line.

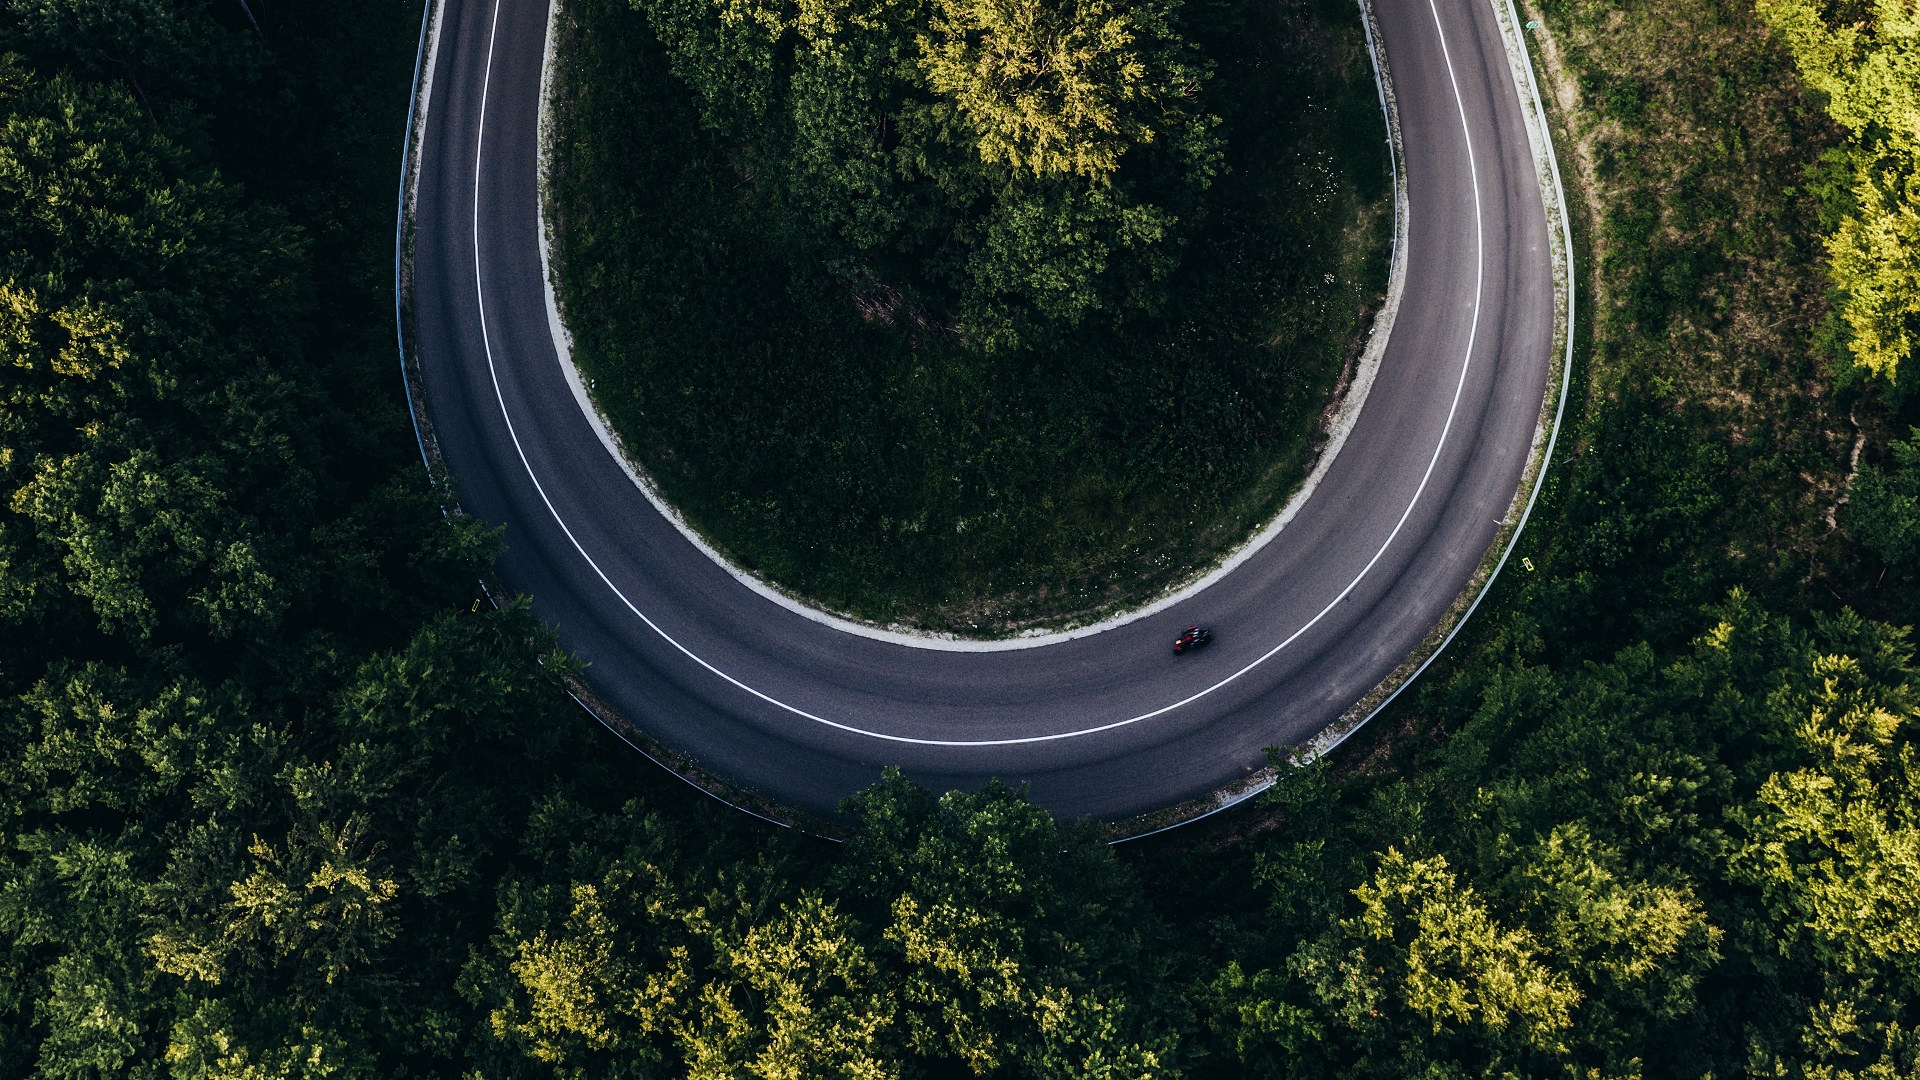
left=400, top=2, right=824, bottom=823
left=1109, top=0, right=1412, bottom=842
left=1116, top=0, right=1579, bottom=840
left=481, top=0, right=1486, bottom=747
left=528, top=4, right=837, bottom=837
left=532, top=0, right=1408, bottom=653
left=1292, top=0, right=1579, bottom=766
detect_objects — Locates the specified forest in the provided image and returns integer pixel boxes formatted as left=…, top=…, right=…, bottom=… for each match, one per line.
left=0, top=0, right=1914, bottom=1077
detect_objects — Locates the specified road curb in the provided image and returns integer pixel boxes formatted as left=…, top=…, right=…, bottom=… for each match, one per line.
left=396, top=0, right=443, bottom=481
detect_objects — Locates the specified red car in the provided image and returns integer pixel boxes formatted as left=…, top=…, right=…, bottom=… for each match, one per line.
left=1173, top=625, right=1213, bottom=654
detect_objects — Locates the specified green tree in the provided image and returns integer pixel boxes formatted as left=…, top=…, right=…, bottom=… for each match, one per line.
left=467, top=773, right=1183, bottom=1078
left=626, top=0, right=1220, bottom=349
left=1299, top=848, right=1582, bottom=1054
left=833, top=774, right=1181, bottom=1077
left=1183, top=595, right=1920, bottom=1078
left=915, top=0, right=1203, bottom=182
left=1756, top=0, right=1919, bottom=381
left=1847, top=427, right=1920, bottom=572
left=0, top=61, right=308, bottom=653
left=1733, top=614, right=1920, bottom=1078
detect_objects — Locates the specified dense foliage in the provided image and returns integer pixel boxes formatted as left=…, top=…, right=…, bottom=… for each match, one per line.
left=1163, top=597, right=1920, bottom=1076
left=637, top=0, right=1223, bottom=347
left=554, top=0, right=1391, bottom=631
left=1757, top=0, right=1919, bottom=383
left=0, top=0, right=1915, bottom=1077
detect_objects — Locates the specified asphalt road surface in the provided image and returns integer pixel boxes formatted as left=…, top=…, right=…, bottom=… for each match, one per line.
left=407, top=0, right=1558, bottom=821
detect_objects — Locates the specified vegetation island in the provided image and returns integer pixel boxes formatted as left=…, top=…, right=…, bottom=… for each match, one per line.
left=551, top=0, right=1390, bottom=632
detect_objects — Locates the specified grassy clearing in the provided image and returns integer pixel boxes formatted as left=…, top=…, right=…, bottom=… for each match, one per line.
left=1459, top=0, right=1869, bottom=658
left=548, top=0, right=1390, bottom=635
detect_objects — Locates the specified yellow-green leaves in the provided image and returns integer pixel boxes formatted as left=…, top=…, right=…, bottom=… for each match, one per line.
left=884, top=892, right=1030, bottom=1071
left=1828, top=166, right=1920, bottom=380
left=1728, top=623, right=1920, bottom=1077
left=226, top=824, right=402, bottom=985
left=627, top=0, right=1219, bottom=350
left=1756, top=0, right=1918, bottom=141
left=1348, top=849, right=1581, bottom=1043
left=471, top=775, right=1183, bottom=1078
left=916, top=0, right=1188, bottom=181
left=1739, top=649, right=1920, bottom=972
left=0, top=284, right=103, bottom=383
left=1756, top=0, right=1919, bottom=380
left=684, top=894, right=897, bottom=1080
left=499, top=883, right=693, bottom=1060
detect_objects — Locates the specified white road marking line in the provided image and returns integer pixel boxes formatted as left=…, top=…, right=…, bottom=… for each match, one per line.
left=472, top=0, right=1486, bottom=747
